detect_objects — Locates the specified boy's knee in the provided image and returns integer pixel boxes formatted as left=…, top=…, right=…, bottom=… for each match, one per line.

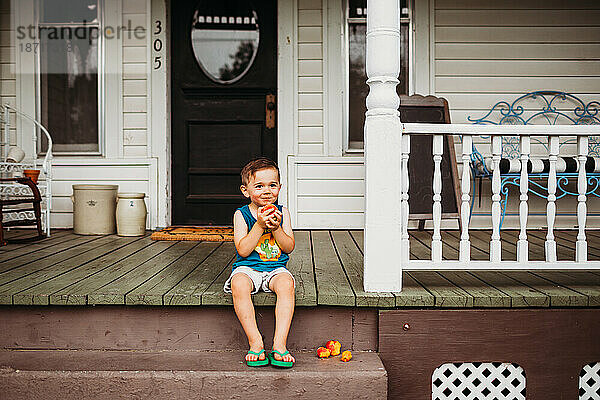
left=230, top=274, right=253, bottom=293
left=271, top=273, right=294, bottom=292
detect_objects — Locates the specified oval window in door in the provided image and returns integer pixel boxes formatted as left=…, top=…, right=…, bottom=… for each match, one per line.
left=191, top=1, right=260, bottom=84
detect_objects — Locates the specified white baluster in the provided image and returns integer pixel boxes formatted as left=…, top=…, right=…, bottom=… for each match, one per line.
left=517, top=136, right=530, bottom=263
left=460, top=135, right=472, bottom=262
left=490, top=135, right=502, bottom=262
left=401, top=133, right=411, bottom=262
left=432, top=134, right=443, bottom=262
left=545, top=136, right=558, bottom=262
left=576, top=136, right=588, bottom=262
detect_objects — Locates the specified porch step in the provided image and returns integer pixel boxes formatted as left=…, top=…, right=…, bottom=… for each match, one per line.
left=0, top=349, right=387, bottom=400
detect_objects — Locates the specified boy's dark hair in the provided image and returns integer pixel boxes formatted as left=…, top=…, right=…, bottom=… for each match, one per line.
left=240, top=157, right=280, bottom=186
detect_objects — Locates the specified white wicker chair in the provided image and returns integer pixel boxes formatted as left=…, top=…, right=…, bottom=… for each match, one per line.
left=0, top=105, right=53, bottom=241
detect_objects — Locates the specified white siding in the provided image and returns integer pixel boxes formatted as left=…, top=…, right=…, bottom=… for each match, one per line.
left=297, top=0, right=324, bottom=155
left=434, top=0, right=600, bottom=120
left=122, top=0, right=149, bottom=158
left=288, top=157, right=365, bottom=228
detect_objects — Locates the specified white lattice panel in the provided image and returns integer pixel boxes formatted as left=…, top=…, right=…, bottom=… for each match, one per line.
left=432, top=362, right=526, bottom=400
left=580, top=362, right=600, bottom=400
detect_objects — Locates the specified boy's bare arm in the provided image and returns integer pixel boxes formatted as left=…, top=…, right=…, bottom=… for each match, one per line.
left=234, top=210, right=263, bottom=257
left=272, top=207, right=295, bottom=253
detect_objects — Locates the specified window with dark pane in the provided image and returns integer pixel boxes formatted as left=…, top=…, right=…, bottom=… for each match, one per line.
left=41, top=0, right=98, bottom=24
left=348, top=0, right=410, bottom=150
left=39, top=0, right=100, bottom=154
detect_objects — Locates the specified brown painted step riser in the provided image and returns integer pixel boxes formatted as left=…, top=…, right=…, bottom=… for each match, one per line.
left=0, top=350, right=387, bottom=400
left=0, top=372, right=387, bottom=400
left=0, top=306, right=378, bottom=352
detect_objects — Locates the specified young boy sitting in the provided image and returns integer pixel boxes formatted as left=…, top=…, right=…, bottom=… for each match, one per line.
left=223, top=157, right=296, bottom=368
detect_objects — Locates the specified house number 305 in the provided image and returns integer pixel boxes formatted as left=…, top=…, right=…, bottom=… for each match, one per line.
left=153, top=20, right=163, bottom=70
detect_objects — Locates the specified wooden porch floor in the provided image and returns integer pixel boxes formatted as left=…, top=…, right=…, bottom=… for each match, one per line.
left=0, top=229, right=599, bottom=308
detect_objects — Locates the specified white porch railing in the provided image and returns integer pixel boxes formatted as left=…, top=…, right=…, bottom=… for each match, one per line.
left=365, top=122, right=600, bottom=292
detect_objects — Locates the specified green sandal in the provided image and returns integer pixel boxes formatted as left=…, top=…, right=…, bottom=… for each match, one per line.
left=246, top=349, right=269, bottom=367
left=268, top=350, right=294, bottom=368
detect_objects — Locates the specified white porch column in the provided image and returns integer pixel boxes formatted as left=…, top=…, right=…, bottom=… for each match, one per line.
left=363, top=0, right=402, bottom=292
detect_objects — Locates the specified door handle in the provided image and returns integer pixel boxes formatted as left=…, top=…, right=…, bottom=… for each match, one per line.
left=266, top=94, right=276, bottom=129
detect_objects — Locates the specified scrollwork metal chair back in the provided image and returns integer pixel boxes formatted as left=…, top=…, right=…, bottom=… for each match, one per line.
left=468, top=91, right=600, bottom=162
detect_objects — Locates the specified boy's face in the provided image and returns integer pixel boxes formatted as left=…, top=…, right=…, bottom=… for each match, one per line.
left=241, top=168, right=281, bottom=207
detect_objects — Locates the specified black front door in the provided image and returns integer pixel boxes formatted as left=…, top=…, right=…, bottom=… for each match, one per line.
left=171, top=0, right=277, bottom=225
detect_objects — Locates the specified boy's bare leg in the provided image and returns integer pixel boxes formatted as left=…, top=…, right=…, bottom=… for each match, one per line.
left=231, top=274, right=265, bottom=362
left=269, top=273, right=296, bottom=363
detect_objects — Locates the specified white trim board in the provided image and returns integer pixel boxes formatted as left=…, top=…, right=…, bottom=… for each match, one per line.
left=150, top=0, right=169, bottom=227
left=278, top=0, right=297, bottom=208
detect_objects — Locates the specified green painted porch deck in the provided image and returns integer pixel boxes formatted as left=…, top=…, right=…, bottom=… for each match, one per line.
left=0, top=229, right=599, bottom=308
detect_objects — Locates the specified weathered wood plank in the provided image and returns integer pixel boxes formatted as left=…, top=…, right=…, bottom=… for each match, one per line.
left=502, top=271, right=588, bottom=307
left=13, top=236, right=152, bottom=305
left=2, top=229, right=31, bottom=239
left=394, top=272, right=435, bottom=307
left=200, top=256, right=237, bottom=306
left=553, top=230, right=600, bottom=259
left=0, top=235, right=117, bottom=286
left=126, top=241, right=222, bottom=305
left=467, top=229, right=520, bottom=261
left=331, top=231, right=394, bottom=307
left=440, top=271, right=511, bottom=307
left=442, top=230, right=488, bottom=261
left=527, top=230, right=575, bottom=261
left=164, top=242, right=235, bottom=306
left=408, top=231, right=432, bottom=260
left=499, top=230, right=519, bottom=251
left=312, top=231, right=355, bottom=306
left=50, top=240, right=178, bottom=305
left=502, top=230, right=548, bottom=261
left=88, top=241, right=198, bottom=305
left=356, top=229, right=443, bottom=261
left=459, top=229, right=490, bottom=255
left=472, top=271, right=550, bottom=307
left=533, top=271, right=600, bottom=306
left=0, top=234, right=103, bottom=274
left=0, top=230, right=75, bottom=262
left=0, top=230, right=71, bottom=255
left=286, top=231, right=317, bottom=306
left=0, top=235, right=140, bottom=305
left=349, top=230, right=363, bottom=253
left=409, top=271, right=473, bottom=307
left=0, top=229, right=41, bottom=248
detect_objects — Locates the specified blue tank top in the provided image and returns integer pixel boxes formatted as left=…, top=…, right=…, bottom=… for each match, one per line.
left=232, top=204, right=290, bottom=272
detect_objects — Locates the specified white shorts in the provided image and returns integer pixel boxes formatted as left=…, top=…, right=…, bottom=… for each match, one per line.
left=223, top=266, right=295, bottom=294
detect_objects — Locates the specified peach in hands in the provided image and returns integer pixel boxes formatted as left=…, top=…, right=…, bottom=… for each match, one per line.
left=259, top=204, right=277, bottom=214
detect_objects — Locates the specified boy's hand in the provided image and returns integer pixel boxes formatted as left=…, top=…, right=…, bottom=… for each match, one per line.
left=257, top=205, right=277, bottom=230
left=265, top=210, right=282, bottom=230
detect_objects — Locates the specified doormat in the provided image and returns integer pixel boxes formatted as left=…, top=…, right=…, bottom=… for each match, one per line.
left=151, top=226, right=234, bottom=242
